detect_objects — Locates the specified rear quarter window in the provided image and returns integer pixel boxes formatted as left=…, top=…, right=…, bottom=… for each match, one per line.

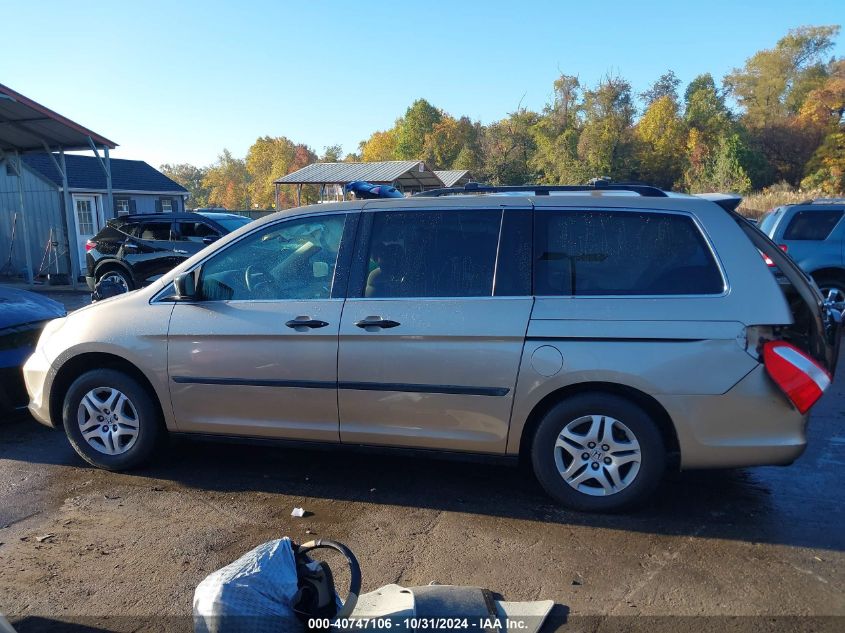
left=783, top=210, right=843, bottom=241
left=534, top=210, right=724, bottom=296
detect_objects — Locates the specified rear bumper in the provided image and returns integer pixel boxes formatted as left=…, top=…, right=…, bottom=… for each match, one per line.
left=660, top=364, right=809, bottom=469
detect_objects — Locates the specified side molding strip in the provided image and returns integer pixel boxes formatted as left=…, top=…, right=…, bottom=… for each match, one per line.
left=171, top=376, right=509, bottom=397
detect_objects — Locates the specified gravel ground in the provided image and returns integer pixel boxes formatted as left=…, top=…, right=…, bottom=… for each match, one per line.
left=0, top=290, right=842, bottom=632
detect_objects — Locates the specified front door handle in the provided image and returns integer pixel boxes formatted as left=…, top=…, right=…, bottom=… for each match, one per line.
left=285, top=317, right=330, bottom=329
left=355, top=317, right=401, bottom=329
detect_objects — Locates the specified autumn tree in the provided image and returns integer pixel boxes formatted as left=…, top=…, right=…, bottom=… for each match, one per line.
left=245, top=136, right=318, bottom=209
left=359, top=128, right=399, bottom=162
left=634, top=95, right=687, bottom=189
left=203, top=149, right=250, bottom=209
left=423, top=115, right=481, bottom=169
left=159, top=163, right=210, bottom=209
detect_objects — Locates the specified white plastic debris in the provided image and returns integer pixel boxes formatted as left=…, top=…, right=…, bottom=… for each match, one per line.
left=291, top=507, right=306, bottom=518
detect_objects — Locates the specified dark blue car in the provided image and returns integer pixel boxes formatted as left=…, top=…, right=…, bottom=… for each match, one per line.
left=0, top=286, right=66, bottom=411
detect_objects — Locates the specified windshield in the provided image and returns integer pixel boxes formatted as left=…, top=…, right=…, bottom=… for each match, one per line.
left=214, top=216, right=252, bottom=233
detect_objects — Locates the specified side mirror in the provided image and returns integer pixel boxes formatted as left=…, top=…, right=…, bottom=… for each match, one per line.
left=202, top=235, right=219, bottom=245
left=173, top=270, right=198, bottom=300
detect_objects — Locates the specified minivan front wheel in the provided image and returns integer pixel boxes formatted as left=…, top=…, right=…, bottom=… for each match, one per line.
left=62, top=369, right=161, bottom=470
left=531, top=393, right=665, bottom=512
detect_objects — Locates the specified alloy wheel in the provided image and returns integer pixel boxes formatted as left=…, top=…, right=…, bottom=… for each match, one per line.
left=554, top=414, right=641, bottom=497
left=100, top=272, right=130, bottom=294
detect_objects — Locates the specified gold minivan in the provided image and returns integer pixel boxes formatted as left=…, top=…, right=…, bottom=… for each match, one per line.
left=24, top=184, right=840, bottom=511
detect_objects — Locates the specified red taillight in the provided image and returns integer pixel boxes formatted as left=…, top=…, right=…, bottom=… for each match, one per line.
left=763, top=341, right=831, bottom=414
left=759, top=250, right=775, bottom=267
left=85, top=240, right=95, bottom=252
left=778, top=244, right=788, bottom=253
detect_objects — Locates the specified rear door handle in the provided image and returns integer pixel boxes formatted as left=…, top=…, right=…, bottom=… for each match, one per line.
left=355, top=317, right=401, bottom=329
left=286, top=317, right=330, bottom=329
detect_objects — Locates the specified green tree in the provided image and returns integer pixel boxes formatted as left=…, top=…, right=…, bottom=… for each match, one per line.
left=724, top=25, right=840, bottom=127
left=159, top=163, right=209, bottom=209
left=577, top=75, right=637, bottom=180
left=530, top=74, right=587, bottom=184
left=320, top=144, right=344, bottom=162
left=395, top=99, right=442, bottom=160
left=640, top=70, right=681, bottom=107
left=685, top=132, right=753, bottom=194
left=203, top=149, right=250, bottom=210
left=684, top=73, right=732, bottom=144
left=481, top=109, right=540, bottom=185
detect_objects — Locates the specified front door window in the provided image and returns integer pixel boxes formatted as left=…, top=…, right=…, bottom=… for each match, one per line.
left=199, top=215, right=346, bottom=301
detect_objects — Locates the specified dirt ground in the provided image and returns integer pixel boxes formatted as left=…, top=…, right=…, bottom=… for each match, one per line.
left=0, top=290, right=843, bottom=632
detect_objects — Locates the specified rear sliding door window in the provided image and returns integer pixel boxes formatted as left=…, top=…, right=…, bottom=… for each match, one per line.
left=783, top=210, right=843, bottom=241
left=534, top=210, right=724, bottom=296
left=363, top=210, right=500, bottom=298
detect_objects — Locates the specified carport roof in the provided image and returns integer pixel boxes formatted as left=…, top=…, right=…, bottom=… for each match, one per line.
left=275, top=160, right=445, bottom=189
left=433, top=169, right=472, bottom=187
left=0, top=82, right=117, bottom=152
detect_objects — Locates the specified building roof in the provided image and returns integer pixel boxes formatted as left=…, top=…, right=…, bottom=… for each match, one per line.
left=275, top=160, right=445, bottom=189
left=22, top=153, right=187, bottom=194
left=433, top=169, right=472, bottom=187
left=0, top=83, right=116, bottom=152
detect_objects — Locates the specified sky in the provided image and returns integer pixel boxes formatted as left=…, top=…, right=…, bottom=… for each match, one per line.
left=3, top=0, right=843, bottom=169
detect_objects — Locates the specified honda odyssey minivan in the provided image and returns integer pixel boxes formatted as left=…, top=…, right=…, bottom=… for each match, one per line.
left=24, top=182, right=841, bottom=512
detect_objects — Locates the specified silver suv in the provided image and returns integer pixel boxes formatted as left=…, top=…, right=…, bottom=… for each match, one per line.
left=23, top=183, right=841, bottom=512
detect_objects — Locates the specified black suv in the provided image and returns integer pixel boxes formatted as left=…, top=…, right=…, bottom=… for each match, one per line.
left=85, top=212, right=252, bottom=292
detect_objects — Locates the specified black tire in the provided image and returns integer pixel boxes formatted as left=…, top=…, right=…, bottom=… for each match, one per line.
left=62, top=369, right=161, bottom=470
left=531, top=393, right=665, bottom=513
left=97, top=267, right=134, bottom=292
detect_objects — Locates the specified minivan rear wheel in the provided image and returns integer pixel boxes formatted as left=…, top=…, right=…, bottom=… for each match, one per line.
left=531, top=393, right=665, bottom=512
left=62, top=369, right=161, bottom=470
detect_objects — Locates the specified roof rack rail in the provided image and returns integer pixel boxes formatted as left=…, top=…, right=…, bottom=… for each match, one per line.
left=414, top=178, right=668, bottom=198
left=809, top=198, right=845, bottom=205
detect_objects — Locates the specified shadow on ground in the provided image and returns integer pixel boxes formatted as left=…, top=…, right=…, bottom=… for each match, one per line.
left=3, top=413, right=842, bottom=553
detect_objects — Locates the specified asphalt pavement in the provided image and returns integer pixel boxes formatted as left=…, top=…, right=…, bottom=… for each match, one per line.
left=0, top=290, right=842, bottom=632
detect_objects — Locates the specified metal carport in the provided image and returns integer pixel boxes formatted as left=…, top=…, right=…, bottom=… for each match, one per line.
left=0, top=82, right=117, bottom=286
left=274, top=160, right=446, bottom=207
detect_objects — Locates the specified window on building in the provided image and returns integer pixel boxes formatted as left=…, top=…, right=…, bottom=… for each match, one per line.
left=161, top=198, right=174, bottom=213
left=534, top=210, right=724, bottom=296
left=115, top=198, right=130, bottom=215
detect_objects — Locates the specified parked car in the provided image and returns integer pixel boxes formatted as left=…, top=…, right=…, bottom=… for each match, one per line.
left=24, top=183, right=840, bottom=512
left=85, top=212, right=252, bottom=293
left=758, top=199, right=845, bottom=310
left=0, top=285, right=65, bottom=411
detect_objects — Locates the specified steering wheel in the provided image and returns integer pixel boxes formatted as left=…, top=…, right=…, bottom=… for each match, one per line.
left=244, top=264, right=272, bottom=294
